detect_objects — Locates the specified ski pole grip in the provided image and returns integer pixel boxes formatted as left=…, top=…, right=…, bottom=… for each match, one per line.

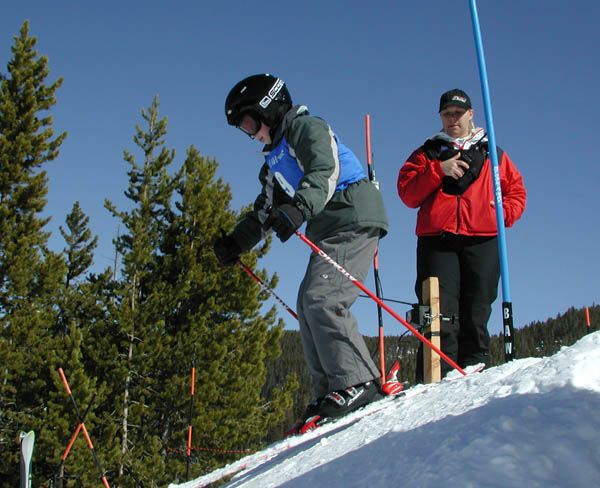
left=58, top=368, right=72, bottom=396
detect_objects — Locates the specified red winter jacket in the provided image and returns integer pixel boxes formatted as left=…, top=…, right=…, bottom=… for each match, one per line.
left=397, top=145, right=526, bottom=236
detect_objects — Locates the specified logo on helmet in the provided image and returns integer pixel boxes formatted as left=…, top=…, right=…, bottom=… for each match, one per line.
left=259, top=78, right=285, bottom=109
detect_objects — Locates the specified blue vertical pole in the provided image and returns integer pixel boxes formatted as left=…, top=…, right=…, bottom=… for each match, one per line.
left=468, top=0, right=515, bottom=361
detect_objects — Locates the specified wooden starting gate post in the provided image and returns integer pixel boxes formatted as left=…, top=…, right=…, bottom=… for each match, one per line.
left=423, top=277, right=441, bottom=384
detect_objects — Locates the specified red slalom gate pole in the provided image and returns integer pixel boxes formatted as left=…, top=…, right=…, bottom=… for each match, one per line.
left=58, top=368, right=110, bottom=488
left=59, top=392, right=96, bottom=464
left=185, top=357, right=196, bottom=481
left=239, top=261, right=298, bottom=321
left=365, top=114, right=386, bottom=385
left=585, top=306, right=591, bottom=333
left=62, top=424, right=83, bottom=461
left=294, top=231, right=466, bottom=376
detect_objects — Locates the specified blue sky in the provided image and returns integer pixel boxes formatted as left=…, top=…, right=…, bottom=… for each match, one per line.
left=2, top=1, right=599, bottom=340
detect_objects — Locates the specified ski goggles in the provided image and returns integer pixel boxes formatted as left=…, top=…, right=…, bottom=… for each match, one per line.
left=237, top=112, right=262, bottom=137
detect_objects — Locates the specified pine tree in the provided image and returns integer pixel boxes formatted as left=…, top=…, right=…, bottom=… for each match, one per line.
left=99, top=97, right=296, bottom=485
left=0, top=21, right=69, bottom=485
left=66, top=267, right=122, bottom=486
left=48, top=202, right=116, bottom=487
left=158, top=146, right=296, bottom=482
left=45, top=326, right=104, bottom=487
left=60, top=201, right=98, bottom=288
left=103, top=96, right=180, bottom=486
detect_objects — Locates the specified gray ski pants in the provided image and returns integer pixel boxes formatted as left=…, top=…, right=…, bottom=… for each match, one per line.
left=296, top=228, right=381, bottom=398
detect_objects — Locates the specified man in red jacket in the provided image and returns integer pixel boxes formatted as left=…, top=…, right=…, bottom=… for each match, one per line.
left=397, top=89, right=526, bottom=380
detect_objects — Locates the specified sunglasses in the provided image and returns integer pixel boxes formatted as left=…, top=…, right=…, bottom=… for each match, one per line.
left=237, top=112, right=262, bottom=137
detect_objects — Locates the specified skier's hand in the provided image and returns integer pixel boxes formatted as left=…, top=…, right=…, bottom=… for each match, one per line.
left=263, top=204, right=304, bottom=242
left=213, top=233, right=242, bottom=266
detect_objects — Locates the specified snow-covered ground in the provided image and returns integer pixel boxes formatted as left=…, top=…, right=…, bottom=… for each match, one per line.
left=171, top=332, right=600, bottom=488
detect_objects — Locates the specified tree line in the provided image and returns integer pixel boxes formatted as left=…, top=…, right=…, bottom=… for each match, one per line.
left=0, top=21, right=597, bottom=487
left=0, top=22, right=296, bottom=487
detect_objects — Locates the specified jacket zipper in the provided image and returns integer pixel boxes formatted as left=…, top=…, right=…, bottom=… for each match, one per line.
left=456, top=195, right=461, bottom=233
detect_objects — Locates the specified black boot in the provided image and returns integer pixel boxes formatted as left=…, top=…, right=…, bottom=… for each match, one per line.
left=317, top=381, right=382, bottom=419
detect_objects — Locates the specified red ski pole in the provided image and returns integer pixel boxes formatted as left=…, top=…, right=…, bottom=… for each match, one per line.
left=239, top=261, right=298, bottom=320
left=294, top=231, right=466, bottom=376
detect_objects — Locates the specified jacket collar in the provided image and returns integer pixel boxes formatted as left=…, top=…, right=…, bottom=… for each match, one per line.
left=429, top=127, right=487, bottom=150
left=262, top=105, right=309, bottom=153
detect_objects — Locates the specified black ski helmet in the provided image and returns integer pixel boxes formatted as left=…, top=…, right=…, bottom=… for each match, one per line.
left=225, top=74, right=292, bottom=131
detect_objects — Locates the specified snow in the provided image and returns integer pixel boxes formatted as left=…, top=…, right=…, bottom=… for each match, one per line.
left=171, top=332, right=600, bottom=488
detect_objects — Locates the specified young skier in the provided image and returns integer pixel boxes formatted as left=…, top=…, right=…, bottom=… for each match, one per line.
left=214, top=74, right=388, bottom=428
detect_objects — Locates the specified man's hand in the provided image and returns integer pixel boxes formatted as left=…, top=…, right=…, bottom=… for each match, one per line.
left=263, top=204, right=304, bottom=242
left=440, top=151, right=470, bottom=180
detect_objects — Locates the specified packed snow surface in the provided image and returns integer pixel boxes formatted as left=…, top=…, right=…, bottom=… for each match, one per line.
left=171, top=332, right=600, bottom=487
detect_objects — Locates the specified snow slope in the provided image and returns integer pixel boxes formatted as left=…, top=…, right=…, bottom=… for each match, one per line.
left=171, top=332, right=600, bottom=488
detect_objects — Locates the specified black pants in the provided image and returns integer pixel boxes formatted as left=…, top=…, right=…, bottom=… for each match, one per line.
left=415, top=234, right=500, bottom=381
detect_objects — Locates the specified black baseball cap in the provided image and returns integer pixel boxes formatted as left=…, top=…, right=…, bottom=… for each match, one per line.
left=439, top=89, right=472, bottom=112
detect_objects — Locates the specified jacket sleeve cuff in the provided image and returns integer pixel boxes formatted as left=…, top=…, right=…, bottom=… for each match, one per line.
left=293, top=199, right=311, bottom=221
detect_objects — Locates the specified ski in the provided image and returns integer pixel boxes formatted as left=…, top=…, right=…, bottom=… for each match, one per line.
left=19, top=430, right=35, bottom=488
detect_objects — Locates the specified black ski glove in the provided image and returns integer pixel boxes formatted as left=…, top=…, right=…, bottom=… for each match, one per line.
left=460, top=145, right=486, bottom=172
left=263, top=204, right=304, bottom=242
left=213, top=233, right=242, bottom=266
left=442, top=145, right=487, bottom=195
